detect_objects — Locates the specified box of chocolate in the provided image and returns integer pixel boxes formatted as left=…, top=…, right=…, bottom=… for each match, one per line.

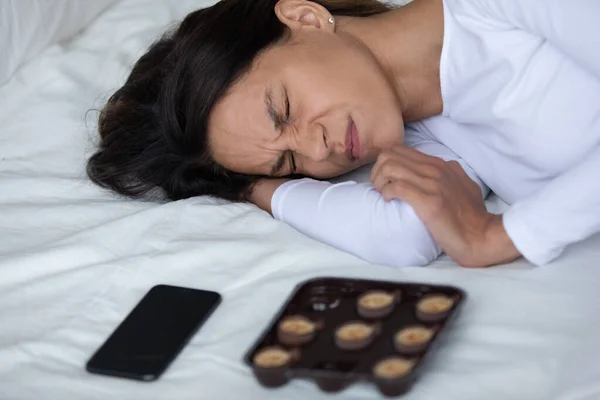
left=243, top=277, right=466, bottom=397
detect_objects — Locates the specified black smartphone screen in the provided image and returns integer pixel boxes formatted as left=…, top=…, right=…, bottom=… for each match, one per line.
left=86, top=285, right=221, bottom=381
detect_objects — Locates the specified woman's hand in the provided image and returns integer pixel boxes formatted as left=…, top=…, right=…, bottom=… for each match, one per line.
left=248, top=178, right=291, bottom=215
left=370, top=145, right=520, bottom=268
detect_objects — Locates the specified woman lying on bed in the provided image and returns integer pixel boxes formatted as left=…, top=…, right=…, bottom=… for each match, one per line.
left=87, top=0, right=600, bottom=269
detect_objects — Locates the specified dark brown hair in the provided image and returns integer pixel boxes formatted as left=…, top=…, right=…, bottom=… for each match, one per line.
left=87, top=0, right=392, bottom=202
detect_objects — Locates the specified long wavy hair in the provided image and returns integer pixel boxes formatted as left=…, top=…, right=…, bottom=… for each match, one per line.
left=87, top=0, right=392, bottom=201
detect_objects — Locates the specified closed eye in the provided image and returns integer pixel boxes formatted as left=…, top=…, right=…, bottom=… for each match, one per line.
left=284, top=88, right=290, bottom=124
left=270, top=151, right=295, bottom=176
left=289, top=151, right=296, bottom=172
left=266, top=85, right=296, bottom=176
left=282, top=87, right=296, bottom=173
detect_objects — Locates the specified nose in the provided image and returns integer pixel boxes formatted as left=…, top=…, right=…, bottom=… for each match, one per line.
left=293, top=122, right=330, bottom=162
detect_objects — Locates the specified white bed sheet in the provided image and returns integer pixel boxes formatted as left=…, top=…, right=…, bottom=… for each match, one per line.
left=1, top=1, right=599, bottom=399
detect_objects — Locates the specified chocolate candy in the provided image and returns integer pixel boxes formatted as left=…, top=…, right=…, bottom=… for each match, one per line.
left=252, top=346, right=298, bottom=388
left=373, top=357, right=415, bottom=379
left=373, top=357, right=416, bottom=397
left=253, top=347, right=293, bottom=369
left=394, top=325, right=434, bottom=354
left=416, top=294, right=455, bottom=322
left=357, top=290, right=399, bottom=319
left=277, top=315, right=318, bottom=346
left=335, top=321, right=378, bottom=351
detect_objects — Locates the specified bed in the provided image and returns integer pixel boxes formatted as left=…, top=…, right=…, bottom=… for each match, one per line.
left=1, top=1, right=599, bottom=399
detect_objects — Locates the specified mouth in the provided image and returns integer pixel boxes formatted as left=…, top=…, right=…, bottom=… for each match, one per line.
left=345, top=118, right=361, bottom=162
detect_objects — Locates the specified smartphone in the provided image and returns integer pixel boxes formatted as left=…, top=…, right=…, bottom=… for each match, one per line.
left=86, top=284, right=221, bottom=381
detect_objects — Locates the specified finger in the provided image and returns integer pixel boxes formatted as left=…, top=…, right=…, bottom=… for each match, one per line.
left=379, top=179, right=428, bottom=205
left=371, top=147, right=446, bottom=182
left=371, top=148, right=427, bottom=183
left=371, top=151, right=442, bottom=192
left=370, top=150, right=393, bottom=182
left=371, top=157, right=416, bottom=190
left=372, top=160, right=439, bottom=194
left=383, top=184, right=450, bottom=232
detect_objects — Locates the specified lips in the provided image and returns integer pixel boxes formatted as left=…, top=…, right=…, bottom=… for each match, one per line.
left=345, top=118, right=360, bottom=162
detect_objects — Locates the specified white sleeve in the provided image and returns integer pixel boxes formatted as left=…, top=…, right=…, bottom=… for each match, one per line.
left=480, top=0, right=600, bottom=78
left=271, top=128, right=488, bottom=268
left=503, top=146, right=600, bottom=266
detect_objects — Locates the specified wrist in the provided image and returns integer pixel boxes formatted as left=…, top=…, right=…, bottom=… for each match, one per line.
left=479, top=213, right=521, bottom=267
left=248, top=178, right=291, bottom=215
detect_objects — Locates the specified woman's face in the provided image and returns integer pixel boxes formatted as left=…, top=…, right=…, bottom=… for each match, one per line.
left=209, top=1, right=404, bottom=179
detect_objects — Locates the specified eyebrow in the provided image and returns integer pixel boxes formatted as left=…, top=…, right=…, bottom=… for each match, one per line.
left=265, top=87, right=287, bottom=176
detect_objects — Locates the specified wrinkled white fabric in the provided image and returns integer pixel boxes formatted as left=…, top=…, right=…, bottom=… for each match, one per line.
left=0, top=0, right=119, bottom=86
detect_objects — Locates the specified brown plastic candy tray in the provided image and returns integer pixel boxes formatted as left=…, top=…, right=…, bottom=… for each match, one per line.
left=243, top=277, right=466, bottom=397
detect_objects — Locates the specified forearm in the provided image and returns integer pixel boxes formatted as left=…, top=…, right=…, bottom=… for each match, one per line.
left=247, top=177, right=439, bottom=268
left=271, top=178, right=442, bottom=267
left=467, top=214, right=521, bottom=268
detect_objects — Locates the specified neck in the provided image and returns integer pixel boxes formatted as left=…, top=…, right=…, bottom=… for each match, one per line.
left=337, top=0, right=445, bottom=122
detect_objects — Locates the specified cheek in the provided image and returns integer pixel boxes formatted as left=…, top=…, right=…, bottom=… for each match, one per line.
left=382, top=114, right=405, bottom=144
left=366, top=102, right=405, bottom=152
left=287, top=49, right=365, bottom=100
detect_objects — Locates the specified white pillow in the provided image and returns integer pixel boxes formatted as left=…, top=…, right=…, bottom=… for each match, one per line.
left=0, top=0, right=119, bottom=86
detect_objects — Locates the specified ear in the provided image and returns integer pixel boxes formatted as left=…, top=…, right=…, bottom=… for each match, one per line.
left=274, top=0, right=335, bottom=33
